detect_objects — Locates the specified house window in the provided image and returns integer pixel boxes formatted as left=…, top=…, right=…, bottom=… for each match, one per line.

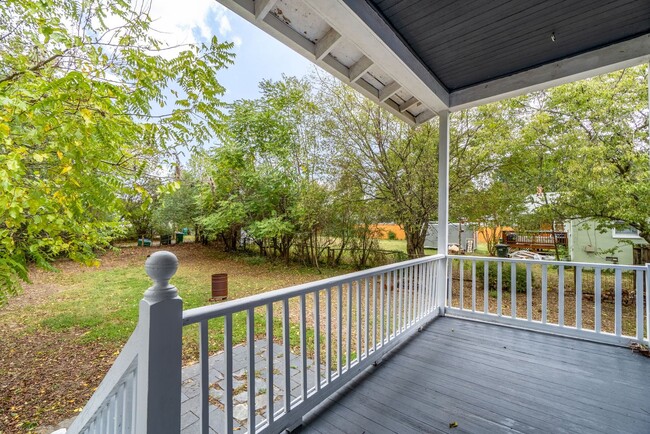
left=612, top=224, right=641, bottom=239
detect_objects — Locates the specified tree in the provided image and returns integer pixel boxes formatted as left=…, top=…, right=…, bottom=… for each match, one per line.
left=0, top=0, right=233, bottom=302
left=318, top=77, right=513, bottom=257
left=548, top=66, right=649, bottom=243
left=503, top=66, right=649, bottom=245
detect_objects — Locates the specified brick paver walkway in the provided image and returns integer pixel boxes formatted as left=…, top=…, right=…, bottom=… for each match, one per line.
left=180, top=341, right=319, bottom=433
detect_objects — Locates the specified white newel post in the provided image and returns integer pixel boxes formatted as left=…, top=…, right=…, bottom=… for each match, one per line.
left=437, top=110, right=450, bottom=314
left=137, top=251, right=183, bottom=433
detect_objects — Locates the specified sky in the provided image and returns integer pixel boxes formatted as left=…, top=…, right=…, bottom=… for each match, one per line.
left=147, top=0, right=318, bottom=102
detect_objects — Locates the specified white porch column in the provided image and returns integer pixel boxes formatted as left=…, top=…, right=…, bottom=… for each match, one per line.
left=437, top=110, right=450, bottom=313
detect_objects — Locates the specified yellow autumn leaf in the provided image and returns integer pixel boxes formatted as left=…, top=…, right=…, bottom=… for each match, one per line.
left=57, top=151, right=63, bottom=160
left=0, top=123, right=9, bottom=135
left=60, top=166, right=72, bottom=175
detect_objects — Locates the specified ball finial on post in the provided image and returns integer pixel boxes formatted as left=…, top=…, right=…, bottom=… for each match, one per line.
left=144, top=251, right=179, bottom=302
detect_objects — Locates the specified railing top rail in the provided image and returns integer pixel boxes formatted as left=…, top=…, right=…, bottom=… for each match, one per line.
left=453, top=255, right=646, bottom=271
left=183, top=254, right=445, bottom=325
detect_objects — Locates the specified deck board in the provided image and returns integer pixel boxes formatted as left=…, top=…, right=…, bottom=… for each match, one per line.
left=299, top=317, right=650, bottom=434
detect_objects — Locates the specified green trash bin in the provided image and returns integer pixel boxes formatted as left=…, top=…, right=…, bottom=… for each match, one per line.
left=175, top=232, right=184, bottom=244
left=495, top=244, right=509, bottom=258
left=182, top=227, right=188, bottom=235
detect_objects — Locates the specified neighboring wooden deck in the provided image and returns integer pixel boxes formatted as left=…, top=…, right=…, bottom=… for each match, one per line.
left=299, top=317, right=650, bottom=434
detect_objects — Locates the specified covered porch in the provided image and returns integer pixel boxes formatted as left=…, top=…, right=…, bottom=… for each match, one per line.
left=62, top=1, right=650, bottom=433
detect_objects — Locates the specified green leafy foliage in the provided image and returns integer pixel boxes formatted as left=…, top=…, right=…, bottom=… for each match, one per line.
left=0, top=0, right=233, bottom=302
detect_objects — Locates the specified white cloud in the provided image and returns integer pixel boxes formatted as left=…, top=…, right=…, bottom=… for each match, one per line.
left=232, top=35, right=243, bottom=47
left=218, top=15, right=232, bottom=36
left=146, top=0, right=228, bottom=56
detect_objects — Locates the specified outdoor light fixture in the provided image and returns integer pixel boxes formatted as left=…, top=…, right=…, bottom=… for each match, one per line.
left=551, top=32, right=556, bottom=42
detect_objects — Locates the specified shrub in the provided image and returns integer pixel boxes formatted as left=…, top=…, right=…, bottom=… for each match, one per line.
left=387, top=230, right=397, bottom=240
left=474, top=261, right=529, bottom=293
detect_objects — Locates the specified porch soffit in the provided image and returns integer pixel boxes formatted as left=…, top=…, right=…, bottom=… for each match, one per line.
left=215, top=0, right=650, bottom=121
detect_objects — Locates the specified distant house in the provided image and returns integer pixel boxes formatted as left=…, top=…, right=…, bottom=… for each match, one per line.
left=568, top=219, right=650, bottom=265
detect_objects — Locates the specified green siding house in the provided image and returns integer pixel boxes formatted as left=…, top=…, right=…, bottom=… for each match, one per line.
left=568, top=219, right=649, bottom=265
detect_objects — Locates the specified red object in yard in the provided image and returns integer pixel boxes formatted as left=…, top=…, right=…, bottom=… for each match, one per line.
left=211, top=273, right=228, bottom=300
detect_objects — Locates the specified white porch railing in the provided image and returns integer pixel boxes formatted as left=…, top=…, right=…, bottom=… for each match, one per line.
left=446, top=256, right=650, bottom=346
left=65, top=251, right=445, bottom=434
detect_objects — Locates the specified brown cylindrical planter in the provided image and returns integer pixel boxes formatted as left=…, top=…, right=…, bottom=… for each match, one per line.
left=211, top=273, right=228, bottom=301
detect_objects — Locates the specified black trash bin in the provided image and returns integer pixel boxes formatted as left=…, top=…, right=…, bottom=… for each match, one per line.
left=495, top=244, right=509, bottom=258
left=161, top=234, right=172, bottom=245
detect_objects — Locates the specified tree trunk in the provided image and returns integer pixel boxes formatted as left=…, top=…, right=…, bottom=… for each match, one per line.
left=404, top=224, right=426, bottom=258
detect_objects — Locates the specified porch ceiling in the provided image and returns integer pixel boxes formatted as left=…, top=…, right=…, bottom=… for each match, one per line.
left=217, top=0, right=650, bottom=122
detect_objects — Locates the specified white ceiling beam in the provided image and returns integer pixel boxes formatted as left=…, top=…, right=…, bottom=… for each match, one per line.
left=415, top=110, right=435, bottom=125
left=214, top=0, right=420, bottom=124
left=306, top=0, right=448, bottom=112
left=399, top=97, right=419, bottom=113
left=349, top=55, right=374, bottom=82
left=379, top=81, right=401, bottom=102
left=254, top=0, right=277, bottom=20
left=450, top=34, right=650, bottom=112
left=315, top=28, right=342, bottom=61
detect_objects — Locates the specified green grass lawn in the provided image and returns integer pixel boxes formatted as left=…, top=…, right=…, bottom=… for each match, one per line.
left=0, top=244, right=349, bottom=431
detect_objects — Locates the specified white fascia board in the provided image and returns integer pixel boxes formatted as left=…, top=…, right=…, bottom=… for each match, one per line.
left=215, top=0, right=418, bottom=124
left=450, top=34, right=650, bottom=112
left=304, top=0, right=449, bottom=113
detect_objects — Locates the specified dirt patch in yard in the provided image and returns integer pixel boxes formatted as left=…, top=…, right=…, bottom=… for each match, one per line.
left=0, top=329, right=118, bottom=433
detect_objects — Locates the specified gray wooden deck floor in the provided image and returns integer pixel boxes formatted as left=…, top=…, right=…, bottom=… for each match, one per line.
left=298, top=317, right=650, bottom=434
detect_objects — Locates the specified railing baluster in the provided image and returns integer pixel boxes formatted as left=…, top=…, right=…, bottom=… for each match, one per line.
left=635, top=270, right=644, bottom=341
left=472, top=261, right=477, bottom=313
left=326, top=287, right=332, bottom=385
left=356, top=279, right=361, bottom=363
left=300, top=294, right=307, bottom=401
left=576, top=267, right=583, bottom=330
left=397, top=268, right=406, bottom=333
left=646, top=264, right=650, bottom=344
left=266, top=303, right=274, bottom=425
left=558, top=265, right=565, bottom=327
left=594, top=269, right=602, bottom=333
left=526, top=263, right=532, bottom=321
left=387, top=271, right=392, bottom=341
left=115, top=383, right=124, bottom=434
left=313, top=291, right=321, bottom=392
left=484, top=261, right=489, bottom=314
left=392, top=269, right=397, bottom=337
left=379, top=274, right=384, bottom=347
left=282, top=299, right=290, bottom=413
left=346, top=282, right=352, bottom=371
left=225, top=313, right=234, bottom=433
left=497, top=261, right=502, bottom=317
left=199, top=320, right=209, bottom=434
left=417, top=264, right=424, bottom=320
left=405, top=268, right=410, bottom=330
left=541, top=264, right=547, bottom=324
left=448, top=260, right=453, bottom=308
left=364, top=278, right=369, bottom=358
left=459, top=259, right=464, bottom=310
left=372, top=276, right=376, bottom=352
left=247, top=307, right=256, bottom=433
left=510, top=262, right=516, bottom=319
left=337, top=284, right=342, bottom=377
left=407, top=266, right=413, bottom=326
left=615, top=269, right=622, bottom=337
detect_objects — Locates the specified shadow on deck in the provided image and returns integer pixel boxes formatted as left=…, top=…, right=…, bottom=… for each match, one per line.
left=298, top=317, right=650, bottom=434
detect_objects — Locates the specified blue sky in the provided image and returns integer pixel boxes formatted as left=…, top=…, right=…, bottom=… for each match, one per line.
left=149, top=0, right=317, bottom=102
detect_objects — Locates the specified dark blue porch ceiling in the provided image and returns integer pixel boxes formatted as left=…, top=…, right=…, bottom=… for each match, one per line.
left=369, top=0, right=650, bottom=91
